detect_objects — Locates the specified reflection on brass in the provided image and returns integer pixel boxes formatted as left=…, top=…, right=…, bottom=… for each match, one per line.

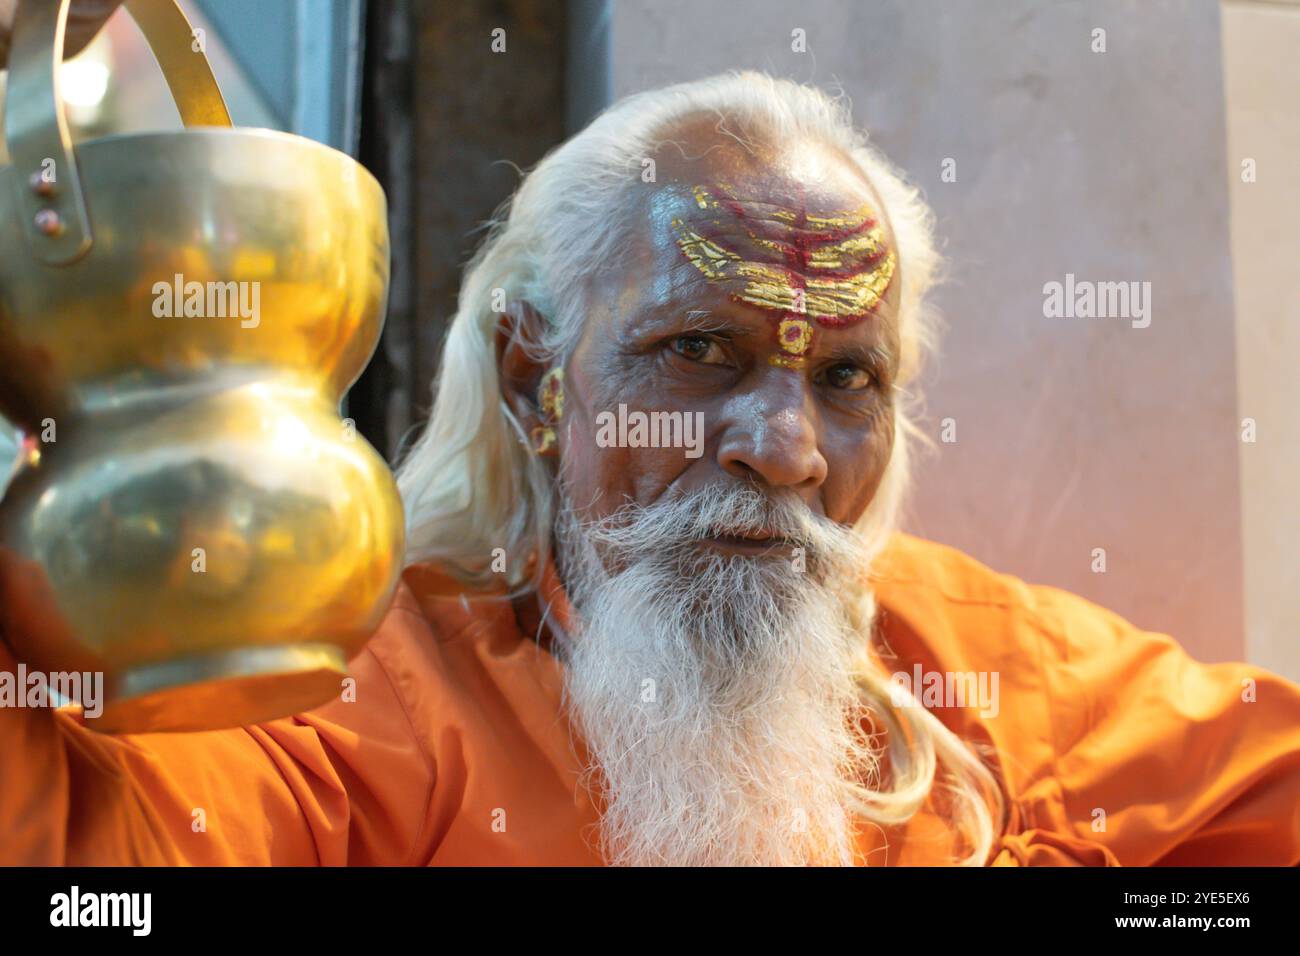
left=0, top=0, right=402, bottom=733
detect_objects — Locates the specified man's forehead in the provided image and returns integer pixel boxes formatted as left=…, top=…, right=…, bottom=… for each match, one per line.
left=645, top=116, right=881, bottom=208
left=601, top=131, right=901, bottom=366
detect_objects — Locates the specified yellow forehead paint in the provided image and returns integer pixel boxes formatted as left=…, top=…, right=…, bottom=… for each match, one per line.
left=673, top=183, right=896, bottom=368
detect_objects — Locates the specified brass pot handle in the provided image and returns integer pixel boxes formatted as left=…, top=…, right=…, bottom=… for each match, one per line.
left=5, top=0, right=233, bottom=266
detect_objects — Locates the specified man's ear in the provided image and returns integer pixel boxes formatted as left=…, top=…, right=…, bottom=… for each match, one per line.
left=495, top=299, right=551, bottom=432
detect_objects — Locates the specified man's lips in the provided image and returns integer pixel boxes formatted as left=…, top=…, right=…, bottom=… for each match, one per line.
left=699, top=529, right=797, bottom=555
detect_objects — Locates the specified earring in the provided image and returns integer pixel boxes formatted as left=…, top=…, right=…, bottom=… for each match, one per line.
left=531, top=424, right=557, bottom=454
left=531, top=367, right=564, bottom=456
left=538, top=367, right=565, bottom=419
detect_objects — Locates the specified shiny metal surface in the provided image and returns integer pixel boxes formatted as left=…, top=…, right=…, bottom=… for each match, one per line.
left=0, top=0, right=403, bottom=732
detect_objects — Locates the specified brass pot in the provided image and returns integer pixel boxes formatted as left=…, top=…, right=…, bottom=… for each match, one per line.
left=0, top=0, right=403, bottom=732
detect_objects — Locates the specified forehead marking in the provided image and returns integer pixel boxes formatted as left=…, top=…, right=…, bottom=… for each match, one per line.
left=672, top=182, right=896, bottom=369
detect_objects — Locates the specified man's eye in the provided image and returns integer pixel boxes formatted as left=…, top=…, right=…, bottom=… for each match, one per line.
left=824, top=364, right=874, bottom=390
left=670, top=334, right=726, bottom=364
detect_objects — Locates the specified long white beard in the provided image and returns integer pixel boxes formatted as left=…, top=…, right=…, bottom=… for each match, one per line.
left=553, top=483, right=881, bottom=866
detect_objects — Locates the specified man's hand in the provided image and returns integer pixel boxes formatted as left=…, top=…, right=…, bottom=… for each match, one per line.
left=0, top=0, right=125, bottom=70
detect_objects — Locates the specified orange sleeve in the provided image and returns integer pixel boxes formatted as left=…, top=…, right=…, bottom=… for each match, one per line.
left=0, top=592, right=437, bottom=866
left=1006, top=584, right=1300, bottom=866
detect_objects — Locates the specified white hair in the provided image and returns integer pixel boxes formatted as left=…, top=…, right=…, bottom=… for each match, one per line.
left=394, top=71, right=1003, bottom=864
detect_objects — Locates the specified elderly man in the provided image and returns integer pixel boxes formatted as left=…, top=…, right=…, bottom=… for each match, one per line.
left=2, top=67, right=1299, bottom=867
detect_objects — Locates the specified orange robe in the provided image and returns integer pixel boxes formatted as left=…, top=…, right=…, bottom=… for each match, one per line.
left=2, top=532, right=1297, bottom=865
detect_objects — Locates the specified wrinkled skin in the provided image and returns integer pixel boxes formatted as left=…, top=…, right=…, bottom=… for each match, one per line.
left=498, top=116, right=904, bottom=557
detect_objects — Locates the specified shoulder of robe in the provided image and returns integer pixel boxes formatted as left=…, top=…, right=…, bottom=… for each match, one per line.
left=868, top=531, right=1064, bottom=663
left=864, top=531, right=1113, bottom=793
left=348, top=565, right=534, bottom=730
left=871, top=532, right=1030, bottom=601
left=867, top=531, right=1146, bottom=664
left=392, top=562, right=526, bottom=650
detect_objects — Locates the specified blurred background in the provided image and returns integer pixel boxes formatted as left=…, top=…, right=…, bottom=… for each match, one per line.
left=0, top=0, right=1295, bottom=679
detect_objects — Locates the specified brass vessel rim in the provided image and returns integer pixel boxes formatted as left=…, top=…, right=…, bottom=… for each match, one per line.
left=0, top=126, right=384, bottom=195
left=5, top=0, right=237, bottom=264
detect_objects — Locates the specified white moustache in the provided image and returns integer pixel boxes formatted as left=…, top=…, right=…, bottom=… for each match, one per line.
left=573, top=482, right=861, bottom=571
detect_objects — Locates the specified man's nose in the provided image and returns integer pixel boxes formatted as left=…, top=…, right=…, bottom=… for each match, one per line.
left=716, top=386, right=828, bottom=491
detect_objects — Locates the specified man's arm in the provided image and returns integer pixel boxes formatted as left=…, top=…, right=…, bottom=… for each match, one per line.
left=0, top=588, right=437, bottom=866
